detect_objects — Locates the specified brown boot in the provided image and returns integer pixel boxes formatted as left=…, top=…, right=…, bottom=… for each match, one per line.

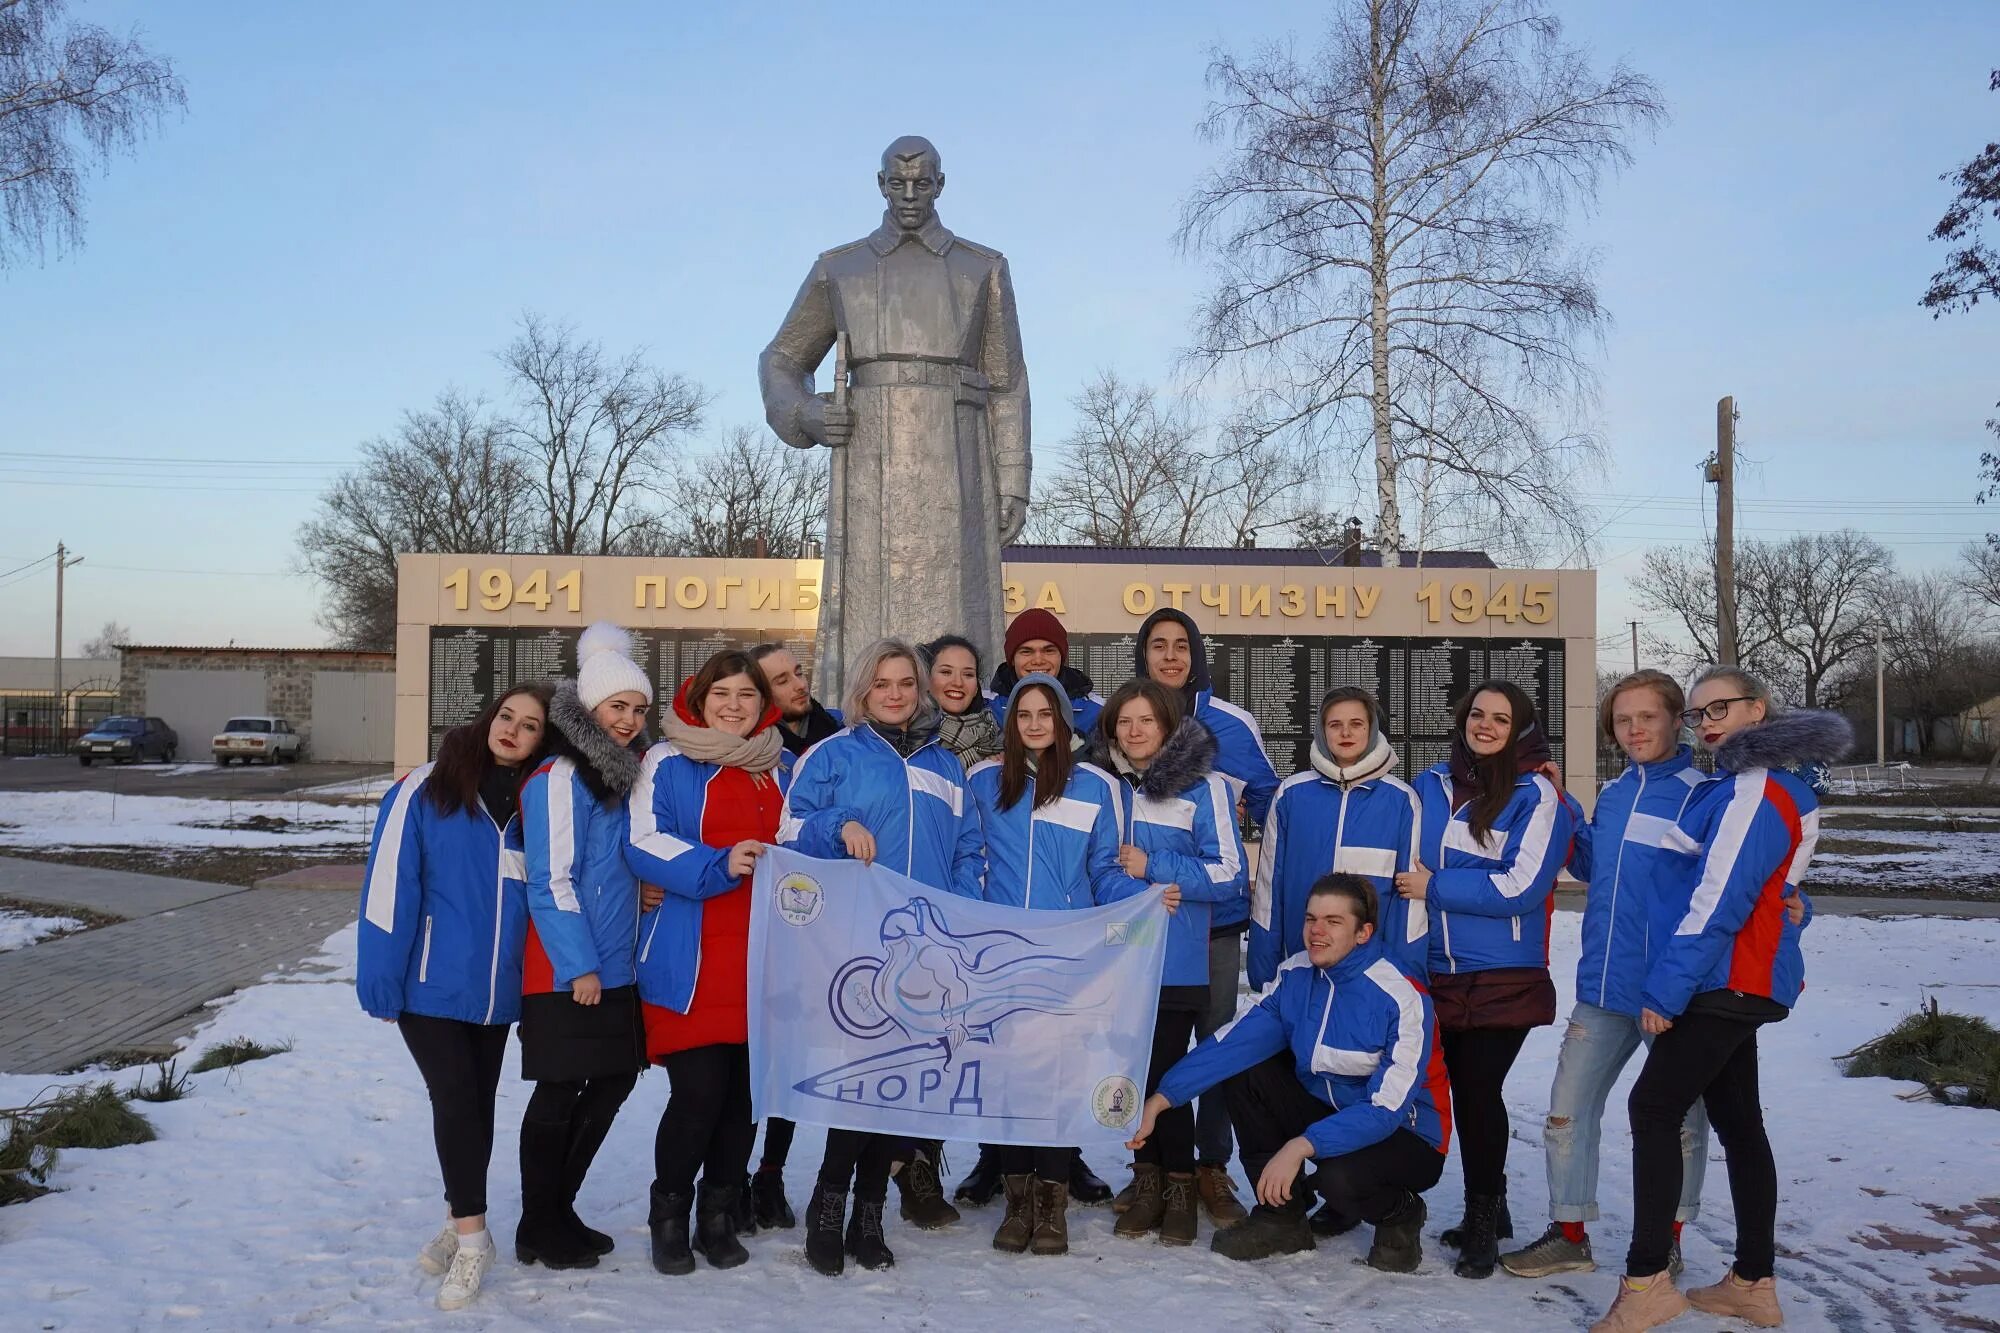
left=1111, top=1169, right=1139, bottom=1215
left=1196, top=1163, right=1249, bottom=1228
left=1114, top=1164, right=1165, bottom=1238
left=1030, top=1177, right=1069, bottom=1255
left=992, top=1175, right=1034, bottom=1254
left=1686, top=1270, right=1783, bottom=1327
left=1160, top=1171, right=1199, bottom=1247
left=1589, top=1271, right=1689, bottom=1332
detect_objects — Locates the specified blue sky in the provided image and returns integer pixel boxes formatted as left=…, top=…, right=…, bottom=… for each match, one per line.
left=1, top=0, right=1995, bottom=658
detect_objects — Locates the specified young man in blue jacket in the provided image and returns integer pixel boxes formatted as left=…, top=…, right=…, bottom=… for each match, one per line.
left=1127, top=874, right=1452, bottom=1269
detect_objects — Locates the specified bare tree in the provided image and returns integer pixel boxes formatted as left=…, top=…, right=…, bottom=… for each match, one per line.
left=1921, top=67, right=1999, bottom=318
left=1633, top=543, right=1784, bottom=680
left=499, top=313, right=711, bottom=556
left=1027, top=372, right=1317, bottom=547
left=79, top=618, right=127, bottom=659
left=1178, top=0, right=1660, bottom=563
left=0, top=0, right=184, bottom=267
left=666, top=425, right=828, bottom=558
left=1879, top=570, right=1995, bottom=756
left=1739, top=530, right=1895, bottom=709
left=296, top=392, right=528, bottom=649
left=1963, top=539, right=2000, bottom=611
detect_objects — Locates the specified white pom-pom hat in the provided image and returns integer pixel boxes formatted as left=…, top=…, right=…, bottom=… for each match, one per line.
left=575, top=621, right=653, bottom=710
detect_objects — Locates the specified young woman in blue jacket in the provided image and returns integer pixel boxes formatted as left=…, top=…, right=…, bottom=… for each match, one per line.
left=1395, top=679, right=1573, bottom=1279
left=1091, top=677, right=1248, bottom=1246
left=777, top=636, right=984, bottom=1277
left=357, top=681, right=550, bottom=1311
left=1503, top=670, right=1712, bottom=1282
left=966, top=673, right=1135, bottom=1255
left=1594, top=667, right=1845, bottom=1333
left=514, top=623, right=653, bottom=1272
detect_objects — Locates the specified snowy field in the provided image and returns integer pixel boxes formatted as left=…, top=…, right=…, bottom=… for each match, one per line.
left=1815, top=806, right=2000, bottom=898
left=0, top=906, right=83, bottom=952
left=0, top=791, right=374, bottom=852
left=0, top=915, right=1996, bottom=1332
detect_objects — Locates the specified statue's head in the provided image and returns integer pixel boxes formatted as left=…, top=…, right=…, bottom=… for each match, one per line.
left=878, top=136, right=944, bottom=234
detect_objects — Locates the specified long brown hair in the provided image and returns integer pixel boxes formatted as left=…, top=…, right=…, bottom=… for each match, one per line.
left=683, top=649, right=774, bottom=725
left=1096, top=677, right=1185, bottom=756
left=1452, top=679, right=1538, bottom=842
left=998, top=682, right=1075, bottom=811
left=426, top=682, right=554, bottom=818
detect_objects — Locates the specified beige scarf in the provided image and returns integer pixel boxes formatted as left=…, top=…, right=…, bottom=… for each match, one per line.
left=659, top=709, right=784, bottom=773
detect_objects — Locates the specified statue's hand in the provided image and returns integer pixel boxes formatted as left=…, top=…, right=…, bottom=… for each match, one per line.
left=801, top=393, right=854, bottom=448
left=997, top=495, right=1028, bottom=546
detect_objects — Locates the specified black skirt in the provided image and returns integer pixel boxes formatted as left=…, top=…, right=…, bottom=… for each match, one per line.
left=517, top=984, right=646, bottom=1083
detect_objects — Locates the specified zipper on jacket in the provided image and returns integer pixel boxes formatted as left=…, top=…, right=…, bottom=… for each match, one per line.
left=1316, top=969, right=1337, bottom=1102
left=1432, top=775, right=1458, bottom=973
left=419, top=915, right=434, bottom=984
left=480, top=801, right=505, bottom=1026
left=1601, top=767, right=1643, bottom=1003
left=1024, top=788, right=1037, bottom=908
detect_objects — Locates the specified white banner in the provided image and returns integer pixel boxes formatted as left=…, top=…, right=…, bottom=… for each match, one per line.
left=747, top=847, right=1169, bottom=1147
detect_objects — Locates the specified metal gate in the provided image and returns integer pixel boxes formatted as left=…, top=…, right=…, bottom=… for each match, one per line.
left=309, top=671, right=394, bottom=762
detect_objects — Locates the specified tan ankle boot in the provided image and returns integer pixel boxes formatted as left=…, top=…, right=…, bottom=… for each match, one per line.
left=992, top=1175, right=1034, bottom=1254
left=1030, top=1177, right=1069, bottom=1255
left=1686, top=1270, right=1782, bottom=1327
left=1195, top=1163, right=1249, bottom=1227
left=1114, top=1164, right=1165, bottom=1237
left=1589, top=1271, right=1689, bottom=1332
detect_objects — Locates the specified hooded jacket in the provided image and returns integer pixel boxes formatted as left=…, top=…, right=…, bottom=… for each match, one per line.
left=777, top=720, right=985, bottom=898
left=625, top=680, right=789, bottom=1020
left=1413, top=764, right=1574, bottom=976
left=1093, top=721, right=1249, bottom=986
left=357, top=762, right=529, bottom=1024
left=518, top=681, right=644, bottom=994
left=1158, top=936, right=1452, bottom=1161
left=1569, top=744, right=1708, bottom=1016
left=987, top=661, right=1105, bottom=737
left=968, top=757, right=1133, bottom=911
left=1251, top=733, right=1426, bottom=990
left=1642, top=710, right=1848, bottom=1020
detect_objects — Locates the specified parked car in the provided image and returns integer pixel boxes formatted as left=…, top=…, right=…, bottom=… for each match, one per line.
left=74, top=716, right=178, bottom=766
left=212, top=716, right=304, bottom=765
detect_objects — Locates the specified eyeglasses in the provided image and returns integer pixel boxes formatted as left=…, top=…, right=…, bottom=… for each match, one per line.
left=1681, top=697, right=1755, bottom=726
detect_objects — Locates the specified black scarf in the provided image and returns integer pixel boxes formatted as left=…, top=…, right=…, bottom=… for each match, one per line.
left=479, top=762, right=523, bottom=828
left=779, top=698, right=844, bottom=757
left=1447, top=720, right=1550, bottom=811
left=869, top=717, right=937, bottom=759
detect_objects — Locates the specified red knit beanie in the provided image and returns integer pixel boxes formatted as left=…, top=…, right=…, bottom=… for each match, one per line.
left=1004, top=608, right=1069, bottom=663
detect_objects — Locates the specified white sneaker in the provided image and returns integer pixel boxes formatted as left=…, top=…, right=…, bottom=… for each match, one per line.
left=418, top=1222, right=459, bottom=1276
left=436, top=1241, right=493, bottom=1311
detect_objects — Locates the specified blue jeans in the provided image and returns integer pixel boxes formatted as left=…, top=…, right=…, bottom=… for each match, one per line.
left=1194, top=931, right=1242, bottom=1166
left=1545, top=1001, right=1708, bottom=1223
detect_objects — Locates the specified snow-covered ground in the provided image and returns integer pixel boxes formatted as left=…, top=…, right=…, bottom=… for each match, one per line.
left=1814, top=809, right=2000, bottom=897
left=0, top=906, right=83, bottom=952
left=1, top=914, right=1996, bottom=1331
left=0, top=791, right=373, bottom=851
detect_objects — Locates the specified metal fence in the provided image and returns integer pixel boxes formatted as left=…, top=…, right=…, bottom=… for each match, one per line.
left=0, top=692, right=115, bottom=756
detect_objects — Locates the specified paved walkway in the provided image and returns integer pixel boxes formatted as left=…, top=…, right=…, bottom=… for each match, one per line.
left=0, top=856, right=353, bottom=1074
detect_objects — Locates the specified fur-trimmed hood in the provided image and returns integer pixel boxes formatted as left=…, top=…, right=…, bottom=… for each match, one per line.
left=1714, top=708, right=1852, bottom=775
left=1093, top=717, right=1218, bottom=801
left=547, top=679, right=644, bottom=801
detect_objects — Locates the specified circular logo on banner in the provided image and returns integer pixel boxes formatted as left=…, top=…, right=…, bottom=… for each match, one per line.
left=775, top=871, right=824, bottom=927
left=1092, top=1075, right=1140, bottom=1128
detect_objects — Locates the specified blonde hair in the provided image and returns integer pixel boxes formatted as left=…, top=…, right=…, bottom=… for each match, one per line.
left=1598, top=669, right=1685, bottom=743
left=842, top=637, right=936, bottom=727
left=1691, top=663, right=1780, bottom=715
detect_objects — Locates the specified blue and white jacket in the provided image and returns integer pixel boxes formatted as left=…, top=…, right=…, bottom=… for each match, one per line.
left=1251, top=740, right=1426, bottom=990
left=777, top=719, right=985, bottom=897
left=519, top=685, right=643, bottom=994
left=968, top=759, right=1134, bottom=910
left=1092, top=722, right=1248, bottom=987
left=357, top=763, right=528, bottom=1025
left=1569, top=745, right=1707, bottom=1016
left=1642, top=712, right=1846, bottom=1020
left=1413, top=764, right=1573, bottom=977
left=1158, top=937, right=1451, bottom=1160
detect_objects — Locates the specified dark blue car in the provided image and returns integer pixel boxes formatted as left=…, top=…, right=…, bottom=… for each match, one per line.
left=74, top=715, right=178, bottom=765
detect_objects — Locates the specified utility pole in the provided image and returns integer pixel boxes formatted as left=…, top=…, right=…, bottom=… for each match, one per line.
left=1711, top=396, right=1738, bottom=666
left=1875, top=622, right=1887, bottom=767
left=1629, top=620, right=1641, bottom=673
left=52, top=542, right=84, bottom=750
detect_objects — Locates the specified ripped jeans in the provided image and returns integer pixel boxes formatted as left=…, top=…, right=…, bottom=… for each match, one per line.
left=1544, top=1001, right=1708, bottom=1224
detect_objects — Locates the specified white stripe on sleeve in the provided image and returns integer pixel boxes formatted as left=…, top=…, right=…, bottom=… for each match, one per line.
left=1484, top=777, right=1560, bottom=899
left=546, top=761, right=582, bottom=914
left=1675, top=773, right=1762, bottom=937
left=628, top=744, right=701, bottom=865
left=363, top=763, right=432, bottom=933
left=1203, top=775, right=1243, bottom=885
left=1364, top=958, right=1426, bottom=1111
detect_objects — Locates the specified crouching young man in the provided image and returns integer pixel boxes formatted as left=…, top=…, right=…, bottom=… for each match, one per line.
left=1126, top=874, right=1451, bottom=1268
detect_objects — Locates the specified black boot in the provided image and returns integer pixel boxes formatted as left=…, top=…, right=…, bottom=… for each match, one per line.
left=1452, top=1192, right=1503, bottom=1279
left=1210, top=1160, right=1314, bottom=1262
left=954, top=1144, right=1005, bottom=1206
left=1367, top=1191, right=1427, bottom=1273
left=1069, top=1152, right=1114, bottom=1205
left=516, top=1116, right=599, bottom=1269
left=752, top=1165, right=796, bottom=1229
left=1311, top=1201, right=1361, bottom=1237
left=560, top=1097, right=624, bottom=1255
left=731, top=1173, right=759, bottom=1238
left=895, top=1140, right=961, bottom=1229
left=1442, top=1191, right=1511, bottom=1248
left=647, top=1183, right=695, bottom=1276
left=694, top=1180, right=750, bottom=1269
left=845, top=1196, right=896, bottom=1271
left=804, top=1184, right=846, bottom=1276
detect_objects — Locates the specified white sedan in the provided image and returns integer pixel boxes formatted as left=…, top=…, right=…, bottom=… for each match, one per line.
left=212, top=716, right=304, bottom=765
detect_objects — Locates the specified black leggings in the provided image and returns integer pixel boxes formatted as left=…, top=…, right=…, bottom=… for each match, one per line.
left=1440, top=1027, right=1531, bottom=1197
left=998, top=1145, right=1073, bottom=1182
left=761, top=1117, right=796, bottom=1170
left=654, top=1043, right=756, bottom=1196
left=1224, top=1054, right=1443, bottom=1221
left=1136, top=994, right=1203, bottom=1173
left=1627, top=1012, right=1776, bottom=1280
left=398, top=1013, right=509, bottom=1218
left=523, top=1072, right=638, bottom=1134
left=818, top=1130, right=897, bottom=1203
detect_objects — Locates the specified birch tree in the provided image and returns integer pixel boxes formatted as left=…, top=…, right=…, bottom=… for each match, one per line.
left=1179, top=0, right=1661, bottom=563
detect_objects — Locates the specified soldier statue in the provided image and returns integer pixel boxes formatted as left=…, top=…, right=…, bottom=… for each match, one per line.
left=758, top=135, right=1030, bottom=698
